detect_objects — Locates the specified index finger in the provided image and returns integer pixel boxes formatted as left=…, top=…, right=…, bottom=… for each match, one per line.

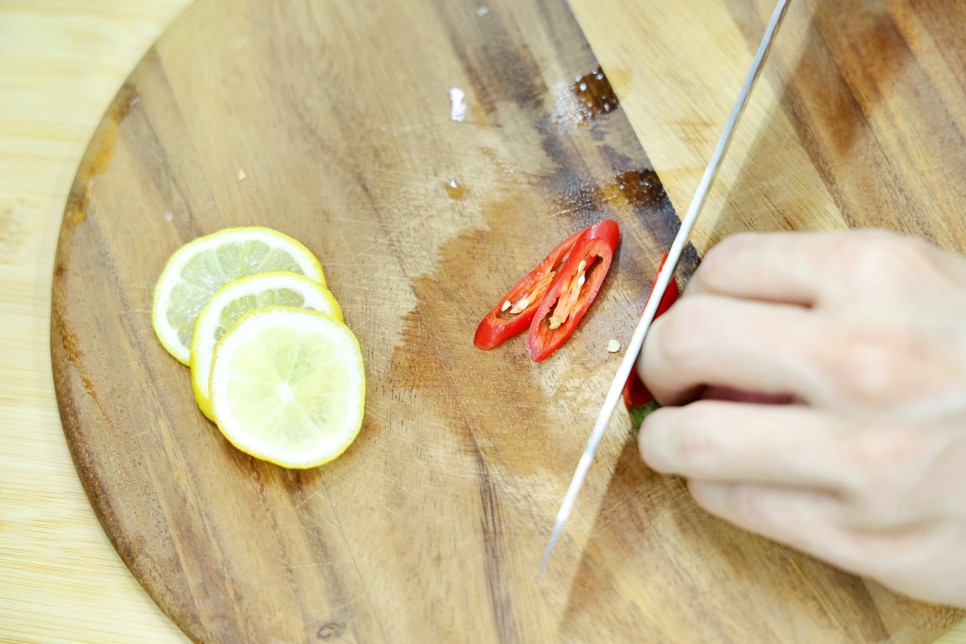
left=686, top=231, right=846, bottom=306
left=638, top=293, right=824, bottom=405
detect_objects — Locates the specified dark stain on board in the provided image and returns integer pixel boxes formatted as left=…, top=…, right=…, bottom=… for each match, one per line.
left=574, top=67, right=620, bottom=120
left=514, top=164, right=700, bottom=281
left=550, top=66, right=621, bottom=130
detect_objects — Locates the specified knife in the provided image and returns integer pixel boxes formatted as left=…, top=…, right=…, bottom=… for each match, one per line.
left=539, top=0, right=792, bottom=575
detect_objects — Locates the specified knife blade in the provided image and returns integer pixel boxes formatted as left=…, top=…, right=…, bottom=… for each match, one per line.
left=539, top=0, right=792, bottom=575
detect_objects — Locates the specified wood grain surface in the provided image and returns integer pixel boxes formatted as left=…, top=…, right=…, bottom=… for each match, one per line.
left=576, top=0, right=966, bottom=251
left=4, top=0, right=965, bottom=641
left=1, top=2, right=194, bottom=641
left=51, top=0, right=709, bottom=640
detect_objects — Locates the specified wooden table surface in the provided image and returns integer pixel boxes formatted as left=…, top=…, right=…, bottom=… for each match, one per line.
left=2, top=0, right=964, bottom=641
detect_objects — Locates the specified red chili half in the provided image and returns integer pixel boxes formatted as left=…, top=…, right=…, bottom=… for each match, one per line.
left=526, top=219, right=621, bottom=362
left=474, top=227, right=586, bottom=349
left=622, top=251, right=680, bottom=428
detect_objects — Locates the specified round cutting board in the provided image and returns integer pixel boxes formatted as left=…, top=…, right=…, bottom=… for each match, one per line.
left=50, top=0, right=962, bottom=641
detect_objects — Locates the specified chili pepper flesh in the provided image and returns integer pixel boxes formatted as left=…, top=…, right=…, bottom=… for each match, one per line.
left=622, top=251, right=680, bottom=428
left=475, top=219, right=619, bottom=359
left=473, top=228, right=584, bottom=350
left=527, top=219, right=620, bottom=362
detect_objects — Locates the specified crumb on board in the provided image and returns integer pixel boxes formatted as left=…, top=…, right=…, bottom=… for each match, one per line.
left=449, top=87, right=467, bottom=122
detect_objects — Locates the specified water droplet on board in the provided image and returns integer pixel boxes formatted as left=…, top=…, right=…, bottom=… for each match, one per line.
left=445, top=178, right=466, bottom=199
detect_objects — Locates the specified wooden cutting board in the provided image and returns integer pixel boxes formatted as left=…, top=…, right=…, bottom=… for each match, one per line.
left=50, top=0, right=964, bottom=641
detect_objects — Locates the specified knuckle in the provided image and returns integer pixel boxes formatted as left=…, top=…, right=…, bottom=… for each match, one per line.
left=696, top=234, right=755, bottom=286
left=827, top=339, right=903, bottom=406
left=701, top=234, right=744, bottom=268
left=815, top=309, right=931, bottom=408
left=640, top=405, right=724, bottom=476
left=840, top=230, right=937, bottom=292
left=653, top=296, right=717, bottom=369
left=845, top=234, right=898, bottom=285
left=672, top=408, right=726, bottom=475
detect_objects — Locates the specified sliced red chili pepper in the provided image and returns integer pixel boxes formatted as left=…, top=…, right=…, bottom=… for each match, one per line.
left=623, top=251, right=680, bottom=428
left=526, top=219, right=620, bottom=362
left=622, top=362, right=656, bottom=409
left=474, top=227, right=586, bottom=349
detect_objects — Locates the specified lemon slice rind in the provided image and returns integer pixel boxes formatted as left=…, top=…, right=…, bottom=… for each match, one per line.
left=190, top=271, right=343, bottom=420
left=152, top=227, right=325, bottom=365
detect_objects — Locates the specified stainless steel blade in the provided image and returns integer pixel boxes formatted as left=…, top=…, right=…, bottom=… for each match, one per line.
left=538, top=0, right=792, bottom=575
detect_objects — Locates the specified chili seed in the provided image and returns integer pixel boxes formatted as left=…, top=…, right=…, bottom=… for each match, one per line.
left=577, top=259, right=586, bottom=272
left=509, top=296, right=530, bottom=315
left=501, top=300, right=512, bottom=312
left=548, top=317, right=562, bottom=330
left=577, top=273, right=586, bottom=287
left=607, top=339, right=621, bottom=353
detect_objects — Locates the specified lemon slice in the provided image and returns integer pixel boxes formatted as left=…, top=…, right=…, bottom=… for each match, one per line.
left=190, top=272, right=343, bottom=420
left=152, top=227, right=325, bottom=364
left=209, top=307, right=365, bottom=469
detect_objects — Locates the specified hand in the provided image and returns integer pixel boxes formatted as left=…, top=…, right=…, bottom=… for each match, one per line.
left=636, top=229, right=966, bottom=607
